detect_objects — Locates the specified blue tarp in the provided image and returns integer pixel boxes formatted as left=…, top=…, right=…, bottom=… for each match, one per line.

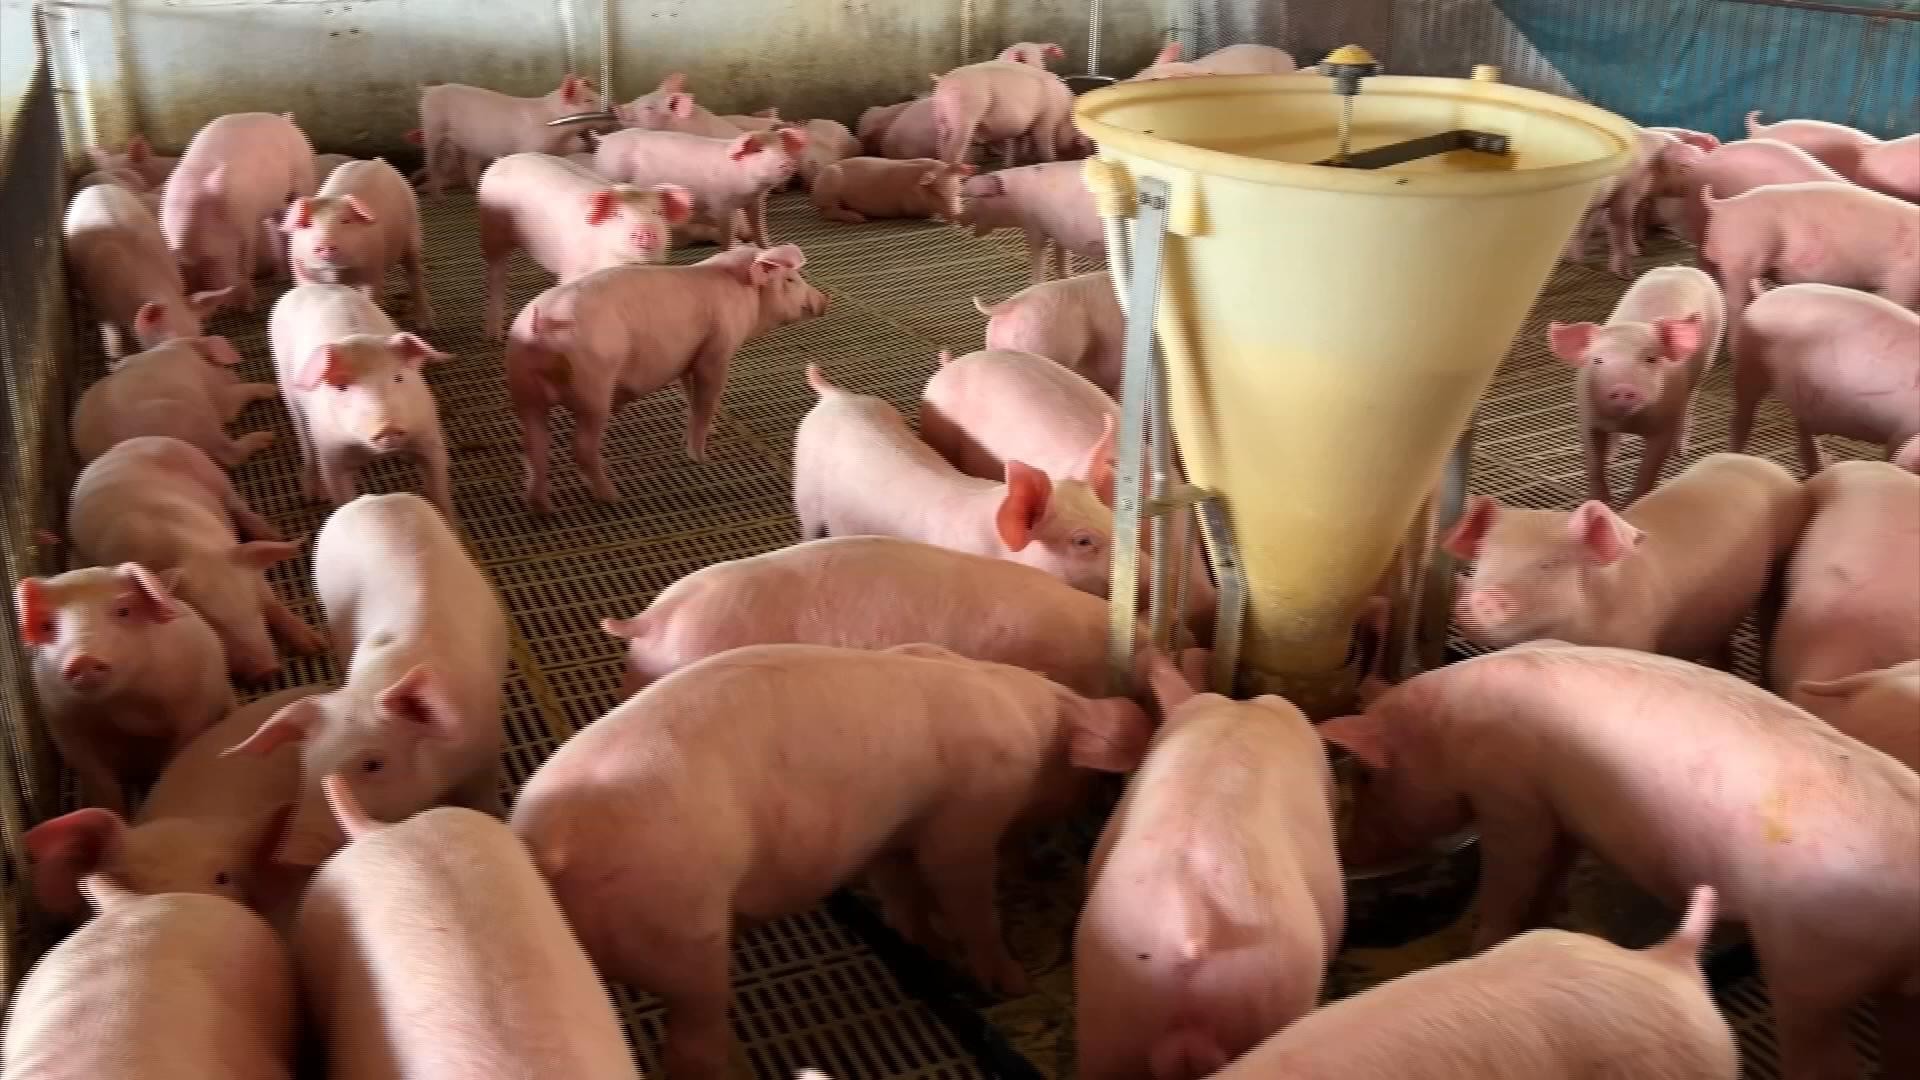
left=1495, top=0, right=1920, bottom=140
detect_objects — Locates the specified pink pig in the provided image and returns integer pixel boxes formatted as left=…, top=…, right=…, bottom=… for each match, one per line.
left=1077, top=653, right=1343, bottom=1079
left=296, top=779, right=641, bottom=1079
left=505, top=245, right=826, bottom=511
left=414, top=74, right=602, bottom=195
left=1856, top=133, right=1920, bottom=202
left=601, top=535, right=1130, bottom=698
left=997, top=41, right=1065, bottom=67
left=72, top=335, right=277, bottom=467
left=1446, top=453, right=1805, bottom=660
left=68, top=436, right=323, bottom=681
left=879, top=97, right=941, bottom=160
left=64, top=183, right=236, bottom=359
left=269, top=283, right=456, bottom=518
left=594, top=126, right=807, bottom=247
left=794, top=118, right=864, bottom=188
left=511, top=643, right=1152, bottom=1078
left=1546, top=265, right=1726, bottom=506
left=960, top=161, right=1106, bottom=283
left=858, top=99, right=917, bottom=154
left=1792, top=660, right=1920, bottom=774
left=225, top=493, right=508, bottom=868
left=281, top=157, right=432, bottom=327
left=13, top=564, right=232, bottom=814
left=1562, top=128, right=1704, bottom=276
left=1697, top=180, right=1920, bottom=323
left=1322, top=644, right=1919, bottom=1080
left=1729, top=283, right=1920, bottom=473
left=1206, top=888, right=1734, bottom=1080
left=477, top=152, right=693, bottom=339
left=794, top=365, right=1114, bottom=595
left=1672, top=137, right=1846, bottom=244
left=974, top=271, right=1125, bottom=395
left=931, top=60, right=1077, bottom=167
left=810, top=156, right=973, bottom=222
left=312, top=153, right=355, bottom=185
left=615, top=73, right=753, bottom=139
left=1744, top=111, right=1882, bottom=179
left=1, top=883, right=296, bottom=1080
left=86, top=133, right=178, bottom=190
left=159, top=111, right=317, bottom=313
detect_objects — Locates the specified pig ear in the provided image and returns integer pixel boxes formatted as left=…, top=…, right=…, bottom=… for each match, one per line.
left=127, top=134, right=152, bottom=163
left=295, top=343, right=348, bottom=390
left=1139, top=647, right=1197, bottom=714
left=25, top=808, right=127, bottom=913
left=1320, top=714, right=1394, bottom=771
left=224, top=698, right=322, bottom=757
left=117, top=563, right=185, bottom=623
left=561, top=74, right=582, bottom=104
left=377, top=665, right=463, bottom=740
left=1792, top=672, right=1877, bottom=702
left=134, top=302, right=167, bottom=334
left=281, top=197, right=314, bottom=232
left=1547, top=321, right=1598, bottom=364
left=586, top=188, right=618, bottom=226
left=341, top=195, right=377, bottom=225
left=1077, top=415, right=1118, bottom=505
left=188, top=335, right=244, bottom=366
left=996, top=461, right=1054, bottom=551
left=391, top=333, right=452, bottom=366
left=1067, top=697, right=1153, bottom=774
left=1567, top=501, right=1644, bottom=565
left=14, top=577, right=52, bottom=646
left=667, top=93, right=696, bottom=120
left=187, top=285, right=241, bottom=317
left=659, top=72, right=687, bottom=93
left=1656, top=313, right=1704, bottom=362
left=750, top=244, right=806, bottom=285
left=235, top=540, right=303, bottom=570
left=653, top=183, right=695, bottom=224
left=601, top=615, right=647, bottom=640
left=969, top=173, right=1005, bottom=197
left=1892, top=435, right=1920, bottom=475
left=1440, top=495, right=1499, bottom=561
left=728, top=134, right=764, bottom=161
left=1154, top=42, right=1183, bottom=64
left=1046, top=43, right=1065, bottom=61
left=776, top=126, right=809, bottom=156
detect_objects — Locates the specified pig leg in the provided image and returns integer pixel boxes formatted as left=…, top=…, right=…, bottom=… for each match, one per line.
left=405, top=241, right=434, bottom=331
left=914, top=821, right=1029, bottom=996
left=44, top=725, right=126, bottom=815
left=1758, top=931, right=1874, bottom=1080
left=1728, top=344, right=1769, bottom=454
left=218, top=383, right=280, bottom=422
left=1793, top=423, right=1827, bottom=477
left=260, top=578, right=326, bottom=655
left=516, top=403, right=557, bottom=514
left=867, top=851, right=943, bottom=954
left=681, top=345, right=733, bottom=461
left=567, top=404, right=620, bottom=503
left=184, top=447, right=282, bottom=541
left=1050, top=244, right=1068, bottom=281
left=750, top=193, right=772, bottom=247
left=656, top=935, right=736, bottom=1080
left=214, top=430, right=277, bottom=469
left=1468, top=807, right=1576, bottom=952
left=415, top=438, right=456, bottom=523
left=462, top=154, right=486, bottom=190
left=1582, top=427, right=1617, bottom=507
left=1628, top=426, right=1678, bottom=502
left=1026, top=233, right=1052, bottom=285
left=317, top=453, right=362, bottom=508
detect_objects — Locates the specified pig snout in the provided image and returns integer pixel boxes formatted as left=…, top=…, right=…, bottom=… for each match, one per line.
left=1456, top=587, right=1519, bottom=632
left=61, top=652, right=112, bottom=692
left=1601, top=383, right=1646, bottom=415
left=310, top=241, right=341, bottom=264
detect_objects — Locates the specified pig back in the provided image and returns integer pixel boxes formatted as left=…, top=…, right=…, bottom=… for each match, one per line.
left=68, top=437, right=237, bottom=566
left=921, top=349, right=1114, bottom=482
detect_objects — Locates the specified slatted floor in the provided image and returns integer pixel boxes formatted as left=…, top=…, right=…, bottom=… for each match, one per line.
left=60, top=187, right=1881, bottom=1078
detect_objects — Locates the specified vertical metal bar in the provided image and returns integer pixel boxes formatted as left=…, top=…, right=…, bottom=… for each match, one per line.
left=598, top=0, right=615, bottom=105
left=1088, top=0, right=1104, bottom=76
left=1107, top=176, right=1172, bottom=695
left=1195, top=497, right=1244, bottom=696
left=1146, top=329, right=1174, bottom=654
left=1422, top=428, right=1475, bottom=672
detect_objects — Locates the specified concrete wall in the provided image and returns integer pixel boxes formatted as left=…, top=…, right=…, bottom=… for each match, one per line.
left=5, top=0, right=1176, bottom=159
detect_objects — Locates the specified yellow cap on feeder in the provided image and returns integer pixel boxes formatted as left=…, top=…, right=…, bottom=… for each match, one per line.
left=1471, top=64, right=1503, bottom=82
left=1323, top=44, right=1379, bottom=67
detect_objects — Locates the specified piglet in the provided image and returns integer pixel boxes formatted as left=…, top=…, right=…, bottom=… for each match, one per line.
left=506, top=245, right=825, bottom=511
left=65, top=184, right=235, bottom=359
left=512, top=643, right=1152, bottom=1078
left=795, top=365, right=1113, bottom=595
left=859, top=99, right=918, bottom=154
left=997, top=41, right=1065, bottom=67
left=1672, top=137, right=1845, bottom=244
left=1744, top=110, right=1882, bottom=179
left=973, top=271, right=1124, bottom=395
left=1794, top=660, right=1920, bottom=773
left=269, top=284, right=456, bottom=519
left=1562, top=128, right=1703, bottom=276
left=932, top=61, right=1077, bottom=167
left=1546, top=265, right=1725, bottom=506
left=1698, top=180, right=1920, bottom=322
left=615, top=72, right=753, bottom=139
left=1857, top=133, right=1920, bottom=202
left=879, top=97, right=941, bottom=160
left=225, top=493, right=508, bottom=868
left=281, top=158, right=432, bottom=327
left=1077, top=653, right=1342, bottom=1079
left=72, top=336, right=276, bottom=467
left=1208, top=887, right=1734, bottom=1080
left=795, top=118, right=863, bottom=188
left=14, top=564, right=231, bottom=814
left=87, top=133, right=178, bottom=190
left=594, top=126, right=807, bottom=247
left=1729, top=282, right=1920, bottom=473
left=296, top=778, right=640, bottom=1079
left=477, top=152, right=693, bottom=339
left=960, top=161, right=1105, bottom=282
left=160, top=111, right=317, bottom=312
left=0, top=883, right=296, bottom=1080
left=1324, top=644, right=1917, bottom=1080
left=1132, top=41, right=1297, bottom=80
left=312, top=152, right=355, bottom=185
left=69, top=436, right=322, bottom=681
left=415, top=74, right=602, bottom=195
left=601, top=535, right=1127, bottom=697
left=810, top=156, right=972, bottom=222
left=1446, top=453, right=1805, bottom=660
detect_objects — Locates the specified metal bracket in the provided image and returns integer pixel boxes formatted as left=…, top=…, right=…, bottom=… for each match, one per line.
left=1193, top=495, right=1246, bottom=696
left=546, top=110, right=619, bottom=128
left=1315, top=130, right=1511, bottom=170
left=1107, top=177, right=1171, bottom=696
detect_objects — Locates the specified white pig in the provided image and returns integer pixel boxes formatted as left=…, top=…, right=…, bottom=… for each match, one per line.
left=414, top=74, right=604, bottom=195
left=973, top=271, right=1124, bottom=396
left=280, top=158, right=432, bottom=327
left=71, top=336, right=277, bottom=467
left=64, top=183, right=236, bottom=359
left=159, top=111, right=317, bottom=313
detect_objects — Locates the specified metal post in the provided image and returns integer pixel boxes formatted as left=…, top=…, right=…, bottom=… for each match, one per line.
left=1195, top=496, right=1246, bottom=695
left=1107, top=176, right=1172, bottom=695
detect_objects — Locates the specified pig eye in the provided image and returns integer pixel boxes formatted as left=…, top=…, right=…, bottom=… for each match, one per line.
left=113, top=604, right=132, bottom=619
left=1642, top=356, right=1659, bottom=365
left=1071, top=532, right=1099, bottom=551
left=361, top=756, right=385, bottom=775
left=1589, top=358, right=1602, bottom=366
left=392, top=373, right=404, bottom=384
left=37, top=618, right=55, bottom=637
left=213, top=871, right=231, bottom=887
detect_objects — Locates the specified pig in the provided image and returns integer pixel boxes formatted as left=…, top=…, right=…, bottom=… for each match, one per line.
left=1445, top=453, right=1805, bottom=660
left=415, top=74, right=603, bottom=195
left=1131, top=41, right=1297, bottom=81
left=511, top=643, right=1153, bottom=1078
left=1744, top=110, right=1882, bottom=178
left=1561, top=129, right=1706, bottom=276
left=1077, top=653, right=1343, bottom=1079
left=312, top=152, right=355, bottom=185
left=615, top=73, right=753, bottom=139
left=476, top=152, right=694, bottom=339
left=1546, top=265, right=1726, bottom=506
left=68, top=436, right=323, bottom=680
left=1322, top=644, right=1919, bottom=1080
left=74, top=165, right=150, bottom=196
left=505, top=244, right=826, bottom=511
left=296, top=778, right=641, bottom=1079
left=1728, top=283, right=1920, bottom=473
left=1671, top=137, right=1847, bottom=244
left=600, top=535, right=1130, bottom=697
left=24, top=686, right=318, bottom=926
left=997, top=41, right=1065, bottom=67
left=1697, top=180, right=1920, bottom=324
left=593, top=126, right=807, bottom=247
left=973, top=271, right=1125, bottom=395
left=960, top=161, right=1106, bottom=283
left=794, top=365, right=1114, bottom=594
left=1647, top=126, right=1720, bottom=152
left=224, top=493, right=507, bottom=867
left=1203, top=887, right=1735, bottom=1080
left=72, top=336, right=277, bottom=467
left=858, top=99, right=917, bottom=154
left=14, top=563, right=232, bottom=814
left=280, top=158, right=432, bottom=327
left=159, top=111, right=318, bottom=313
left=879, top=98, right=941, bottom=160
left=931, top=60, right=1077, bottom=167
left=809, top=156, right=972, bottom=223
left=0, top=882, right=296, bottom=1080
left=86, top=133, right=179, bottom=190
left=1793, top=661, right=1920, bottom=773
left=64, top=183, right=236, bottom=359
left=268, top=284, right=456, bottom=519
left=794, top=118, right=863, bottom=188
left=1856, top=133, right=1920, bottom=202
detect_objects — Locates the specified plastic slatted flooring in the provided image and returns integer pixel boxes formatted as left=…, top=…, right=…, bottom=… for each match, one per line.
left=68, top=188, right=1871, bottom=1078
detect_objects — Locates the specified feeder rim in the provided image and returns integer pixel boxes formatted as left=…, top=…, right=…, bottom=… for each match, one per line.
left=1073, top=72, right=1638, bottom=198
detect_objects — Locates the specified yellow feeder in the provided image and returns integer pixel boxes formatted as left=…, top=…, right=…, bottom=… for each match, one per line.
left=1076, top=51, right=1636, bottom=715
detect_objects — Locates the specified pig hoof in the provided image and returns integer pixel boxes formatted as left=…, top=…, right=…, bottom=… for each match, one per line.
left=587, top=481, right=621, bottom=504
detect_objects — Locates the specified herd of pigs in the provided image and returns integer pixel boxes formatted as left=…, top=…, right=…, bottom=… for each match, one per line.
left=5, top=33, right=1919, bottom=1080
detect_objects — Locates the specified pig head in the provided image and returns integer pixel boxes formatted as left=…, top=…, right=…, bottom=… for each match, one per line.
left=24, top=804, right=291, bottom=921
left=17, top=563, right=199, bottom=701
left=1443, top=496, right=1646, bottom=649
left=292, top=333, right=452, bottom=455
left=1549, top=314, right=1707, bottom=426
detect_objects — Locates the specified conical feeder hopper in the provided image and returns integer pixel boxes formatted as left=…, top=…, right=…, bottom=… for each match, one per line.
left=1076, top=53, right=1637, bottom=715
